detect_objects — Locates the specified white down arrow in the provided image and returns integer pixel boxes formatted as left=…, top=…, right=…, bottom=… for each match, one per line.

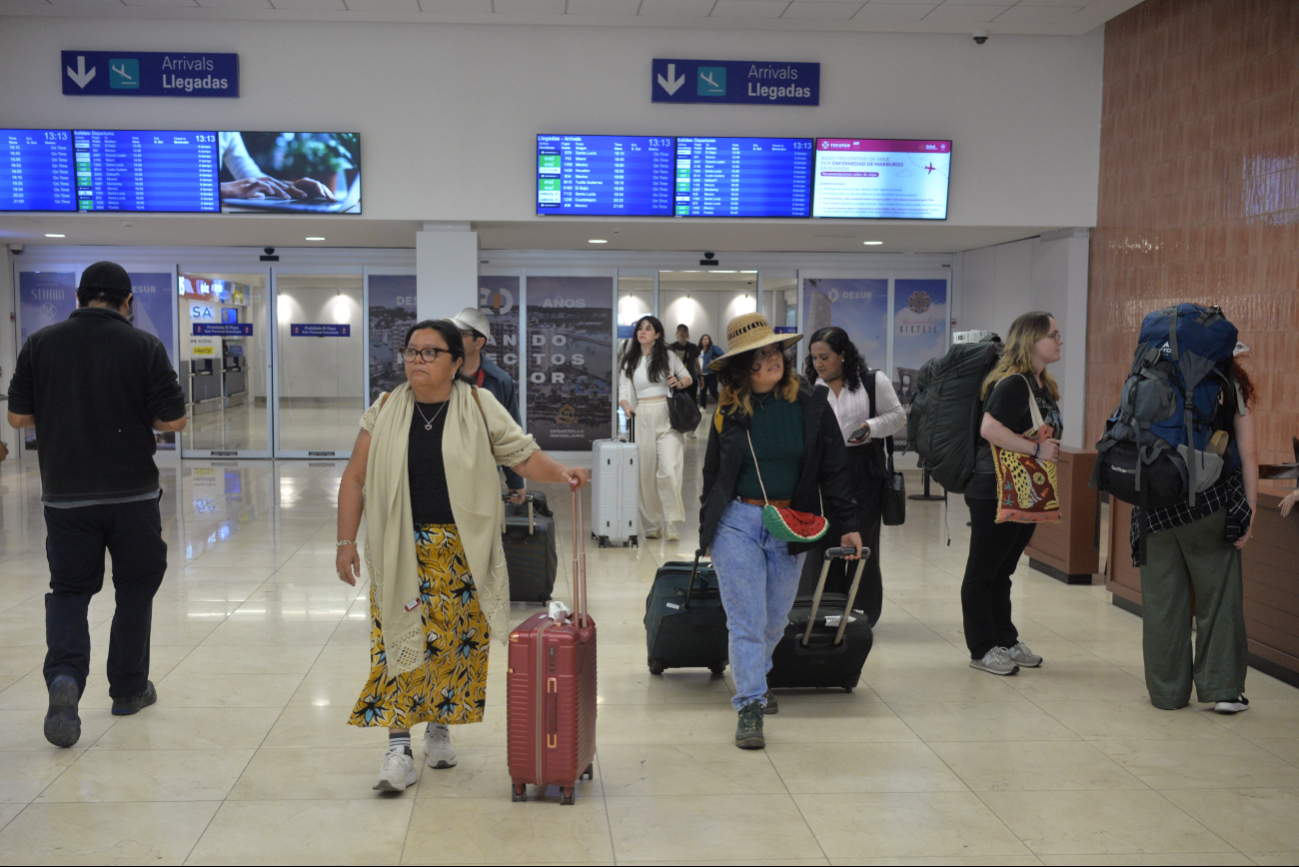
left=67, top=55, right=97, bottom=89
left=656, top=63, right=685, bottom=96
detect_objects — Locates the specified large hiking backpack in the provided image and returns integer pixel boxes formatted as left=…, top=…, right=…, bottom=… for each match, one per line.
left=908, top=335, right=1003, bottom=494
left=1092, top=303, right=1239, bottom=524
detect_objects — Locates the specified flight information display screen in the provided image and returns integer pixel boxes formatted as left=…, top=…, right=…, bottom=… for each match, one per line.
left=812, top=139, right=951, bottom=219
left=674, top=137, right=813, bottom=218
left=73, top=129, right=220, bottom=212
left=1, top=129, right=76, bottom=212
left=536, top=135, right=676, bottom=216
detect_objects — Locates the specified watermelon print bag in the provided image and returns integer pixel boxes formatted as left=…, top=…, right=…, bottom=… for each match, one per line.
left=745, top=431, right=829, bottom=543
left=992, top=374, right=1062, bottom=525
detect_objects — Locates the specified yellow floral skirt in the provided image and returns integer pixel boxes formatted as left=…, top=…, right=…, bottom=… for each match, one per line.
left=349, top=524, right=491, bottom=728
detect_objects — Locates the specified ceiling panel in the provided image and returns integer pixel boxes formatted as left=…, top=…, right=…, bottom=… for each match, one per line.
left=782, top=1, right=864, bottom=20
left=852, top=3, right=936, bottom=21
left=710, top=0, right=791, bottom=18
left=994, top=4, right=1080, bottom=22
left=345, top=0, right=419, bottom=11
left=565, top=0, right=640, bottom=14
left=923, top=3, right=1010, bottom=22
left=636, top=0, right=716, bottom=16
left=417, top=0, right=491, bottom=11
left=492, top=0, right=566, bottom=13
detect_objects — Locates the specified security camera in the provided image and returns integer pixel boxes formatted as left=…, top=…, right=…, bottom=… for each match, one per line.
left=972, top=29, right=989, bottom=45
left=264, top=247, right=275, bottom=255
left=8, top=243, right=24, bottom=254
left=704, top=251, right=715, bottom=259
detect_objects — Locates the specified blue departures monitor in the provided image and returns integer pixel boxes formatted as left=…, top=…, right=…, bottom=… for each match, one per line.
left=537, top=135, right=675, bottom=216
left=675, top=137, right=813, bottom=218
left=1, top=129, right=76, bottom=212
left=73, top=129, right=220, bottom=212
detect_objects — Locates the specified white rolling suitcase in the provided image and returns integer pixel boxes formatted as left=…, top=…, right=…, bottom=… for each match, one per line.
left=590, top=414, right=639, bottom=547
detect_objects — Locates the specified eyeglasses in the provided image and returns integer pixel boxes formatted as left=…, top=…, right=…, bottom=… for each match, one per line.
left=1047, top=331, right=1064, bottom=342
left=402, top=347, right=452, bottom=363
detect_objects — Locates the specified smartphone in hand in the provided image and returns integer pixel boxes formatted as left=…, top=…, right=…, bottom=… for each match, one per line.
left=848, top=426, right=870, bottom=444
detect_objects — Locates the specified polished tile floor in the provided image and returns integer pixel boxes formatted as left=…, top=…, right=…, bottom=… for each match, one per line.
left=1, top=435, right=1297, bottom=865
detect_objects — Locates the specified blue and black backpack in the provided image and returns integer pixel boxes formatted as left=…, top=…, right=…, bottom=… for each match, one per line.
left=1092, top=304, right=1240, bottom=552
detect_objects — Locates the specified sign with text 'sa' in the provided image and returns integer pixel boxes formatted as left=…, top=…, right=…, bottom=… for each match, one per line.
left=62, top=51, right=239, bottom=97
left=652, top=58, right=819, bottom=106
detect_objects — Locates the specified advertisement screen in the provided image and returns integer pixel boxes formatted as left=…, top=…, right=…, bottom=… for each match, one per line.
left=675, top=137, right=813, bottom=217
left=1, top=130, right=76, bottom=212
left=73, top=129, right=220, bottom=212
left=219, top=131, right=360, bottom=214
left=536, top=135, right=675, bottom=216
left=812, top=139, right=951, bottom=220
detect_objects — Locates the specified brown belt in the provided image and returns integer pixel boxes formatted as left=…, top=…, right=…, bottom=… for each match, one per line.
left=737, top=497, right=791, bottom=508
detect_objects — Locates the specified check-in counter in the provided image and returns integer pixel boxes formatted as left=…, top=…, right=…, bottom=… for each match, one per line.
left=1026, top=446, right=1100, bottom=584
left=1107, top=481, right=1299, bottom=687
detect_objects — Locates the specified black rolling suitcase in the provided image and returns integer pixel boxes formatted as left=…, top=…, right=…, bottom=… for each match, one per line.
left=644, top=550, right=729, bottom=676
left=768, top=546, right=873, bottom=693
left=503, top=493, right=558, bottom=603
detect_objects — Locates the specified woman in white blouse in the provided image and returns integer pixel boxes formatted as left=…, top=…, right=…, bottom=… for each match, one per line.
left=619, top=315, right=693, bottom=541
left=804, top=326, right=906, bottom=625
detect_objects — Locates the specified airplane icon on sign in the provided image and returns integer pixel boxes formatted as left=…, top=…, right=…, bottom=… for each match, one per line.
left=924, top=163, right=937, bottom=174
left=111, top=62, right=134, bottom=81
left=700, top=71, right=721, bottom=89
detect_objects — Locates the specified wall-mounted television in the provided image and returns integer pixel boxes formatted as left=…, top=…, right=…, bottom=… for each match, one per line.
left=73, top=129, right=221, bottom=213
left=674, top=136, right=813, bottom=218
left=536, top=134, right=675, bottom=216
left=811, top=139, right=951, bottom=220
left=1, top=129, right=76, bottom=212
left=218, top=131, right=361, bottom=214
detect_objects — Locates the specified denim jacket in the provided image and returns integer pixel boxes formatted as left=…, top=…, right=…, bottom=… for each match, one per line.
left=698, top=380, right=858, bottom=554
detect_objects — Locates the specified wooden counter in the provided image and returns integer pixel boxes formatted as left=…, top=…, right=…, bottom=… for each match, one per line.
left=1026, top=447, right=1100, bottom=584
left=1106, top=481, right=1299, bottom=687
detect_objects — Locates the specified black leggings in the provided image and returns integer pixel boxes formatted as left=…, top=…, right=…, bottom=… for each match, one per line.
left=700, top=374, right=719, bottom=408
left=961, top=496, right=1036, bottom=659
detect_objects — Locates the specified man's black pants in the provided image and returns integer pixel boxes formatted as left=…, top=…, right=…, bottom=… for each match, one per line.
left=961, top=496, right=1036, bottom=660
left=43, top=496, right=167, bottom=699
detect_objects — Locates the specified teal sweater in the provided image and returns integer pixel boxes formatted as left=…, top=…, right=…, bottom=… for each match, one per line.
left=733, top=392, right=804, bottom=501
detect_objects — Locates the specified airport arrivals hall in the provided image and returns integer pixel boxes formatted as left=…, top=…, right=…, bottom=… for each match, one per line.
left=1, top=0, right=1298, bottom=863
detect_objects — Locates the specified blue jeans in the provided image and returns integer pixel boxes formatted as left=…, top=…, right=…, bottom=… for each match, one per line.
left=711, top=501, right=805, bottom=710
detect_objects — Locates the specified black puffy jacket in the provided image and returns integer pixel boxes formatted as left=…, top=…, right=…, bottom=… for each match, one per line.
left=698, top=382, right=857, bottom=555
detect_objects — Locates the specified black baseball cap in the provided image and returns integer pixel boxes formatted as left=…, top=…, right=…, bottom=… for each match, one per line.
left=78, top=261, right=132, bottom=296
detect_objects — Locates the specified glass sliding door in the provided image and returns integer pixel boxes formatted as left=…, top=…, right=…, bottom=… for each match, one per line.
left=178, top=269, right=273, bottom=458
left=271, top=269, right=366, bottom=459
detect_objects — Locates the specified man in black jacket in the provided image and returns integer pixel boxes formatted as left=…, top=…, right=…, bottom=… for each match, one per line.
left=450, top=307, right=527, bottom=503
left=7, top=261, right=187, bottom=747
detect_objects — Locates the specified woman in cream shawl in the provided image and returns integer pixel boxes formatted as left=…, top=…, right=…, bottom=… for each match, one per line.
left=335, top=319, right=589, bottom=793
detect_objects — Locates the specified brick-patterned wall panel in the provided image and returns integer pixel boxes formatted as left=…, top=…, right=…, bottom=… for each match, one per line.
left=1089, top=0, right=1299, bottom=466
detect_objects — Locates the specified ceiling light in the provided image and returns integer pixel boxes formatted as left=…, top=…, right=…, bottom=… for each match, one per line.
left=712, top=270, right=736, bottom=273
left=305, top=236, right=325, bottom=241
left=740, top=270, right=757, bottom=273
left=45, top=233, right=65, bottom=238
left=588, top=239, right=608, bottom=244
left=863, top=241, right=883, bottom=246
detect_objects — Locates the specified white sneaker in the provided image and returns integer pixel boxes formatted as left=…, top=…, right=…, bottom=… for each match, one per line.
left=1214, top=695, right=1249, bottom=714
left=373, top=750, right=418, bottom=792
left=970, top=647, right=1019, bottom=676
left=423, top=723, right=457, bottom=769
left=1006, top=641, right=1043, bottom=668
left=665, top=525, right=680, bottom=542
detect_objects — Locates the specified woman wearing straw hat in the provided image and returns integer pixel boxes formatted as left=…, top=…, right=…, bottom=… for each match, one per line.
left=699, top=313, right=862, bottom=750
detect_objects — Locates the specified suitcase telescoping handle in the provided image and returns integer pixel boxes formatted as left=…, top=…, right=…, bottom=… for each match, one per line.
left=804, top=546, right=872, bottom=648
left=501, top=492, right=536, bottom=534
left=570, top=482, right=589, bottom=628
left=683, top=548, right=711, bottom=611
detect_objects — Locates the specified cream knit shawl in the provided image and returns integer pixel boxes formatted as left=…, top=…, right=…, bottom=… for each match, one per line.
left=363, top=381, right=539, bottom=676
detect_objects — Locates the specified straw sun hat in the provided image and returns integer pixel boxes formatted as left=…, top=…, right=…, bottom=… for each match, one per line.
left=707, top=312, right=802, bottom=372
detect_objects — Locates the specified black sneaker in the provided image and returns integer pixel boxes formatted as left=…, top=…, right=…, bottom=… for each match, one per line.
left=764, top=690, right=778, bottom=714
left=44, top=675, right=81, bottom=748
left=735, top=700, right=765, bottom=750
left=112, top=681, right=157, bottom=716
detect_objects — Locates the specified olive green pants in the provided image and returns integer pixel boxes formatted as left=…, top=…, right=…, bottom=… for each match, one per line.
left=1139, top=508, right=1247, bottom=709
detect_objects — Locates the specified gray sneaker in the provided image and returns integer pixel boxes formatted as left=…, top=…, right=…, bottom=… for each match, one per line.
left=1006, top=641, right=1043, bottom=668
left=735, top=701, right=765, bottom=749
left=971, top=647, right=1020, bottom=676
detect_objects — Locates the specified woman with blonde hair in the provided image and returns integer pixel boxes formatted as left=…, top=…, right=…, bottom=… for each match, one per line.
left=699, top=313, right=861, bottom=749
left=335, top=320, right=589, bottom=793
left=961, top=311, right=1064, bottom=676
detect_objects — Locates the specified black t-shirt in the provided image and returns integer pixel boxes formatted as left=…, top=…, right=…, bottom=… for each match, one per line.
left=966, top=374, right=1064, bottom=501
left=7, top=307, right=186, bottom=503
left=671, top=340, right=700, bottom=375
left=408, top=400, right=455, bottom=525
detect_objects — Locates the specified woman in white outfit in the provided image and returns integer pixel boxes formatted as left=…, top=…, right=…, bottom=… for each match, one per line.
left=619, top=315, right=693, bottom=541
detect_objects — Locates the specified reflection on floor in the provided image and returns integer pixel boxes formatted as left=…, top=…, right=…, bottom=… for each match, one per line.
left=184, top=399, right=365, bottom=454
left=0, top=435, right=1297, bottom=864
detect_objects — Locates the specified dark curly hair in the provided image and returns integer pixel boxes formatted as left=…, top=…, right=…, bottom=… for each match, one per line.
left=804, top=326, right=870, bottom=393
left=717, top=345, right=800, bottom=418
left=403, top=319, right=475, bottom=385
left=620, top=315, right=671, bottom=384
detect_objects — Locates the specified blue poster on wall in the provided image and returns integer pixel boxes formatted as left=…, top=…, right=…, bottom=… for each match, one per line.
left=128, top=272, right=175, bottom=364
left=19, top=271, right=78, bottom=344
left=800, top=278, right=890, bottom=374
left=893, top=278, right=949, bottom=411
left=367, top=274, right=417, bottom=403
left=479, top=275, right=520, bottom=384
left=525, top=276, right=613, bottom=450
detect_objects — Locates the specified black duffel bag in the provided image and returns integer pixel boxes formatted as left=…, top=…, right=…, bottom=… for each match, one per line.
left=668, top=388, right=702, bottom=433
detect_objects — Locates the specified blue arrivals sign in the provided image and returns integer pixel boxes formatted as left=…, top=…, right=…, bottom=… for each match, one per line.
left=652, top=59, right=819, bottom=106
left=291, top=324, right=351, bottom=337
left=62, top=51, right=239, bottom=97
left=194, top=323, right=252, bottom=336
